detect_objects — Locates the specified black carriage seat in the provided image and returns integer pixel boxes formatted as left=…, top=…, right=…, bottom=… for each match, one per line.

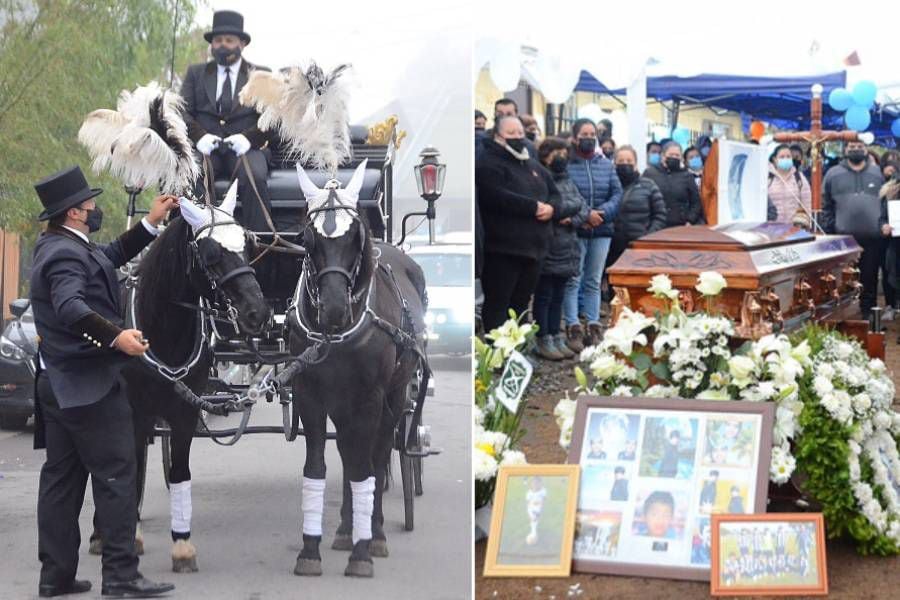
left=211, top=125, right=389, bottom=237
left=208, top=125, right=392, bottom=312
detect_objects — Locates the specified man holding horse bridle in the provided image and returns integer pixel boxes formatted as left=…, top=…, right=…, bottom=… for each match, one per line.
left=180, top=9, right=275, bottom=234
left=29, top=166, right=177, bottom=598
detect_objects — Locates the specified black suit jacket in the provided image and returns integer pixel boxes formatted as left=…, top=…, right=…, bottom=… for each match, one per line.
left=29, top=223, right=155, bottom=410
left=180, top=59, right=271, bottom=149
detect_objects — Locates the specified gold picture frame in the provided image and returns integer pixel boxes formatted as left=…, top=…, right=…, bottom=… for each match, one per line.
left=483, top=464, right=580, bottom=578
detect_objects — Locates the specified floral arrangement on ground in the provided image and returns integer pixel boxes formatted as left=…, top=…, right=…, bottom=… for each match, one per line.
left=553, top=272, right=900, bottom=555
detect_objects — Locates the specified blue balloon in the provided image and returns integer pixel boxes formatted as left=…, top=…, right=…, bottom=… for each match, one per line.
left=892, top=118, right=900, bottom=138
left=672, top=127, right=691, bottom=148
left=828, top=88, right=853, bottom=112
left=851, top=80, right=878, bottom=109
left=845, top=105, right=871, bottom=131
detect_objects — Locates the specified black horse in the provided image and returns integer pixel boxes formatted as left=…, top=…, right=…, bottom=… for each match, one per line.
left=92, top=186, right=271, bottom=572
left=289, top=163, right=428, bottom=578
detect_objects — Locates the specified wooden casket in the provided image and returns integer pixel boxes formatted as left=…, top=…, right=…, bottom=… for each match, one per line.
left=606, top=222, right=883, bottom=356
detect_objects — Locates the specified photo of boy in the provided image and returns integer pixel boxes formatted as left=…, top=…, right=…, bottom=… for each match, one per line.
left=496, top=474, right=572, bottom=567
left=632, top=490, right=688, bottom=540
left=587, top=438, right=607, bottom=460
left=639, top=417, right=698, bottom=480
left=617, top=439, right=637, bottom=461
left=581, top=411, right=640, bottom=463
left=690, top=518, right=712, bottom=565
left=610, top=466, right=629, bottom=501
left=727, top=485, right=746, bottom=514
left=703, top=417, right=757, bottom=468
left=699, top=470, right=719, bottom=513
left=525, top=477, right=547, bottom=545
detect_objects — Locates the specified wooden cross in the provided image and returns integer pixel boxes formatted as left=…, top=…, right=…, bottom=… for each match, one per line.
left=773, top=84, right=861, bottom=213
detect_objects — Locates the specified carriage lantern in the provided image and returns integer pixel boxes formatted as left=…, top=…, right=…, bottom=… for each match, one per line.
left=413, top=146, right=446, bottom=244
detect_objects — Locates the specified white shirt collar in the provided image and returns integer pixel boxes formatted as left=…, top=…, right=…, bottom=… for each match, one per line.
left=217, top=58, right=242, bottom=78
left=61, top=225, right=90, bottom=244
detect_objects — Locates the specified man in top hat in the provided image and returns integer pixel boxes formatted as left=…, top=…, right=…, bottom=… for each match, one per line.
left=30, top=165, right=177, bottom=598
left=180, top=9, right=274, bottom=233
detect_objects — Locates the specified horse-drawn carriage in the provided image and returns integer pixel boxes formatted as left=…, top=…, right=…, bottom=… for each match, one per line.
left=79, top=69, right=444, bottom=577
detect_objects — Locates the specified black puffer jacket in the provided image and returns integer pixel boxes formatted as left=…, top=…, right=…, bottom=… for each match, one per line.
left=642, top=163, right=704, bottom=227
left=475, top=138, right=559, bottom=260
left=613, top=177, right=667, bottom=244
left=541, top=172, right=590, bottom=278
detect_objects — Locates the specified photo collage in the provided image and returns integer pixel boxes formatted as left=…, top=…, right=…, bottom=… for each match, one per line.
left=717, top=521, right=820, bottom=588
left=572, top=408, right=762, bottom=569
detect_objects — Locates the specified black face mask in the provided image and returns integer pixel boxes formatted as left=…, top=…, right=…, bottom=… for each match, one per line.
left=602, top=149, right=614, bottom=159
left=577, top=138, right=596, bottom=155
left=615, top=164, right=638, bottom=185
left=82, top=206, right=103, bottom=233
left=505, top=138, right=526, bottom=153
left=525, top=131, right=537, bottom=141
left=549, top=156, right=568, bottom=173
left=847, top=150, right=867, bottom=165
left=665, top=157, right=682, bottom=171
left=213, top=45, right=241, bottom=66
left=475, top=126, right=485, bottom=133
left=793, top=158, right=802, bottom=169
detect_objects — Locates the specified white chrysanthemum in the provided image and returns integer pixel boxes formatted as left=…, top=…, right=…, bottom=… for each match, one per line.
left=813, top=375, right=834, bottom=397
left=852, top=393, right=872, bottom=414
left=770, top=445, right=796, bottom=484
left=500, top=449, right=527, bottom=467
left=817, top=363, right=835, bottom=380
left=611, top=385, right=634, bottom=397
left=645, top=385, right=679, bottom=398
left=473, top=447, right=498, bottom=481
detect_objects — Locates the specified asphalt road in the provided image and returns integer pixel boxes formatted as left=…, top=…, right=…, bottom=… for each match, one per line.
left=0, top=359, right=472, bottom=600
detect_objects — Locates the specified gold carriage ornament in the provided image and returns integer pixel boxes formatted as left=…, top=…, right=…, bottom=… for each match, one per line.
left=366, top=115, right=406, bottom=149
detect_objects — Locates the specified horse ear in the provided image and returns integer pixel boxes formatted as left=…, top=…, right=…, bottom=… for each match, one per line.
left=295, top=163, right=321, bottom=200
left=180, top=198, right=209, bottom=230
left=344, top=159, right=368, bottom=201
left=220, top=180, right=238, bottom=216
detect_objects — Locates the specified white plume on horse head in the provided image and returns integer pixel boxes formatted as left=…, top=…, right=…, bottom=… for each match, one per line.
left=296, top=159, right=368, bottom=238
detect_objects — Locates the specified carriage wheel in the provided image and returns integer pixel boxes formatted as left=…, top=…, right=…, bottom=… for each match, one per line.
left=413, top=455, right=424, bottom=497
left=161, top=431, right=172, bottom=490
left=400, top=452, right=415, bottom=531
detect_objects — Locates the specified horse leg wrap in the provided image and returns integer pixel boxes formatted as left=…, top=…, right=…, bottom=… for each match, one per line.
left=302, top=477, right=326, bottom=537
left=170, top=480, right=192, bottom=537
left=350, top=477, right=376, bottom=544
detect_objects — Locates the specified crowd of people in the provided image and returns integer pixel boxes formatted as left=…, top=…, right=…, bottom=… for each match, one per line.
left=475, top=98, right=900, bottom=359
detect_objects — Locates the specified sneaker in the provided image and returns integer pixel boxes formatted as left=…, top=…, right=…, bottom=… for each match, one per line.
left=566, top=324, right=585, bottom=354
left=587, top=322, right=605, bottom=347
left=552, top=334, right=576, bottom=359
left=534, top=336, right=564, bottom=361
left=883, top=306, right=895, bottom=321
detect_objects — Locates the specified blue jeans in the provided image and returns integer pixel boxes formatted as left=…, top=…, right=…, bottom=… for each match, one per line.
left=563, top=236, right=611, bottom=325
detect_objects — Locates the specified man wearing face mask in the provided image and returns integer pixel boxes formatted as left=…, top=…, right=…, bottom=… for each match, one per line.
left=29, top=166, right=178, bottom=598
left=180, top=10, right=273, bottom=232
left=647, top=141, right=663, bottom=169
left=821, top=140, right=890, bottom=319
left=476, top=115, right=560, bottom=331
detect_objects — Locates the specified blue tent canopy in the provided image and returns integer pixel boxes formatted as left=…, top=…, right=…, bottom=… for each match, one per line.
left=576, top=70, right=898, bottom=144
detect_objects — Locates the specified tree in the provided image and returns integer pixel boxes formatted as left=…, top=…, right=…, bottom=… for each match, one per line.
left=0, top=0, right=207, bottom=243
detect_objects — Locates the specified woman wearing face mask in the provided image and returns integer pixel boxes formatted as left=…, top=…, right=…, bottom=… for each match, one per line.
left=684, top=145, right=704, bottom=189
left=532, top=138, right=591, bottom=360
left=766, top=144, right=812, bottom=226
left=607, top=146, right=667, bottom=269
left=562, top=119, right=623, bottom=350
left=520, top=114, right=541, bottom=143
left=642, top=141, right=704, bottom=227
left=475, top=115, right=560, bottom=331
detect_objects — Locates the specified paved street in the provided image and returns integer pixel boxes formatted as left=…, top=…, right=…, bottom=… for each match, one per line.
left=0, top=359, right=471, bottom=600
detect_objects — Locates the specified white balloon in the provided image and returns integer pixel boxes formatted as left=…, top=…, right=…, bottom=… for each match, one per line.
left=533, top=53, right=581, bottom=104
left=489, top=42, right=522, bottom=92
left=578, top=103, right=605, bottom=124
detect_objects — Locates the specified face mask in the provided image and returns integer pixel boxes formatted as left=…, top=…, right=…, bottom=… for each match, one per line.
left=793, top=158, right=802, bottom=169
left=602, top=149, right=614, bottom=159
left=776, top=158, right=793, bottom=171
left=615, top=164, right=637, bottom=185
left=81, top=206, right=103, bottom=233
left=700, top=146, right=710, bottom=158
left=847, top=149, right=867, bottom=165
left=549, top=156, right=568, bottom=173
left=475, top=126, right=485, bottom=133
left=648, top=153, right=661, bottom=166
left=687, top=156, right=703, bottom=171
left=525, top=131, right=537, bottom=141
left=577, top=138, right=596, bottom=155
left=213, top=45, right=241, bottom=66
left=505, top=137, right=526, bottom=153
left=665, top=157, right=682, bottom=171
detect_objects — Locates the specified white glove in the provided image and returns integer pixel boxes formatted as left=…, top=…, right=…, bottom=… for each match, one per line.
left=224, top=134, right=251, bottom=157
left=196, top=134, right=221, bottom=156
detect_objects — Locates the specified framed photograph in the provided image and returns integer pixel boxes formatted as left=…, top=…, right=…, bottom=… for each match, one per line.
left=483, top=464, right=580, bottom=577
left=567, top=396, right=774, bottom=581
left=710, top=513, right=828, bottom=596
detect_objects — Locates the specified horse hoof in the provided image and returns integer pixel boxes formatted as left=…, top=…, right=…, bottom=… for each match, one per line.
left=172, top=556, right=199, bottom=573
left=370, top=539, right=389, bottom=558
left=89, top=538, right=102, bottom=556
left=294, top=557, right=323, bottom=577
left=332, top=534, right=353, bottom=551
left=344, top=560, right=374, bottom=578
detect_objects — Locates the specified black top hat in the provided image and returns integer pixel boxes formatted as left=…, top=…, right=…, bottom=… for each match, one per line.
left=204, top=10, right=251, bottom=44
left=35, top=166, right=102, bottom=221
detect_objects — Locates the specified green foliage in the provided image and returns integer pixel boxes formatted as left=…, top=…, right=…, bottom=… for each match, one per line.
left=0, top=0, right=207, bottom=247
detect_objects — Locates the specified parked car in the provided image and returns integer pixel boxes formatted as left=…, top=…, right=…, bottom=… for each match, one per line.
left=0, top=299, right=37, bottom=430
left=407, top=243, right=472, bottom=355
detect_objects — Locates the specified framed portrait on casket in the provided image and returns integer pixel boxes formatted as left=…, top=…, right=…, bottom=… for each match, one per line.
left=566, top=396, right=774, bottom=581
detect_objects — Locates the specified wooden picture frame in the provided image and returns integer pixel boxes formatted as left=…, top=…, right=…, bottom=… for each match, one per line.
left=710, top=513, right=828, bottom=596
left=566, top=395, right=774, bottom=581
left=483, top=464, right=581, bottom=578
